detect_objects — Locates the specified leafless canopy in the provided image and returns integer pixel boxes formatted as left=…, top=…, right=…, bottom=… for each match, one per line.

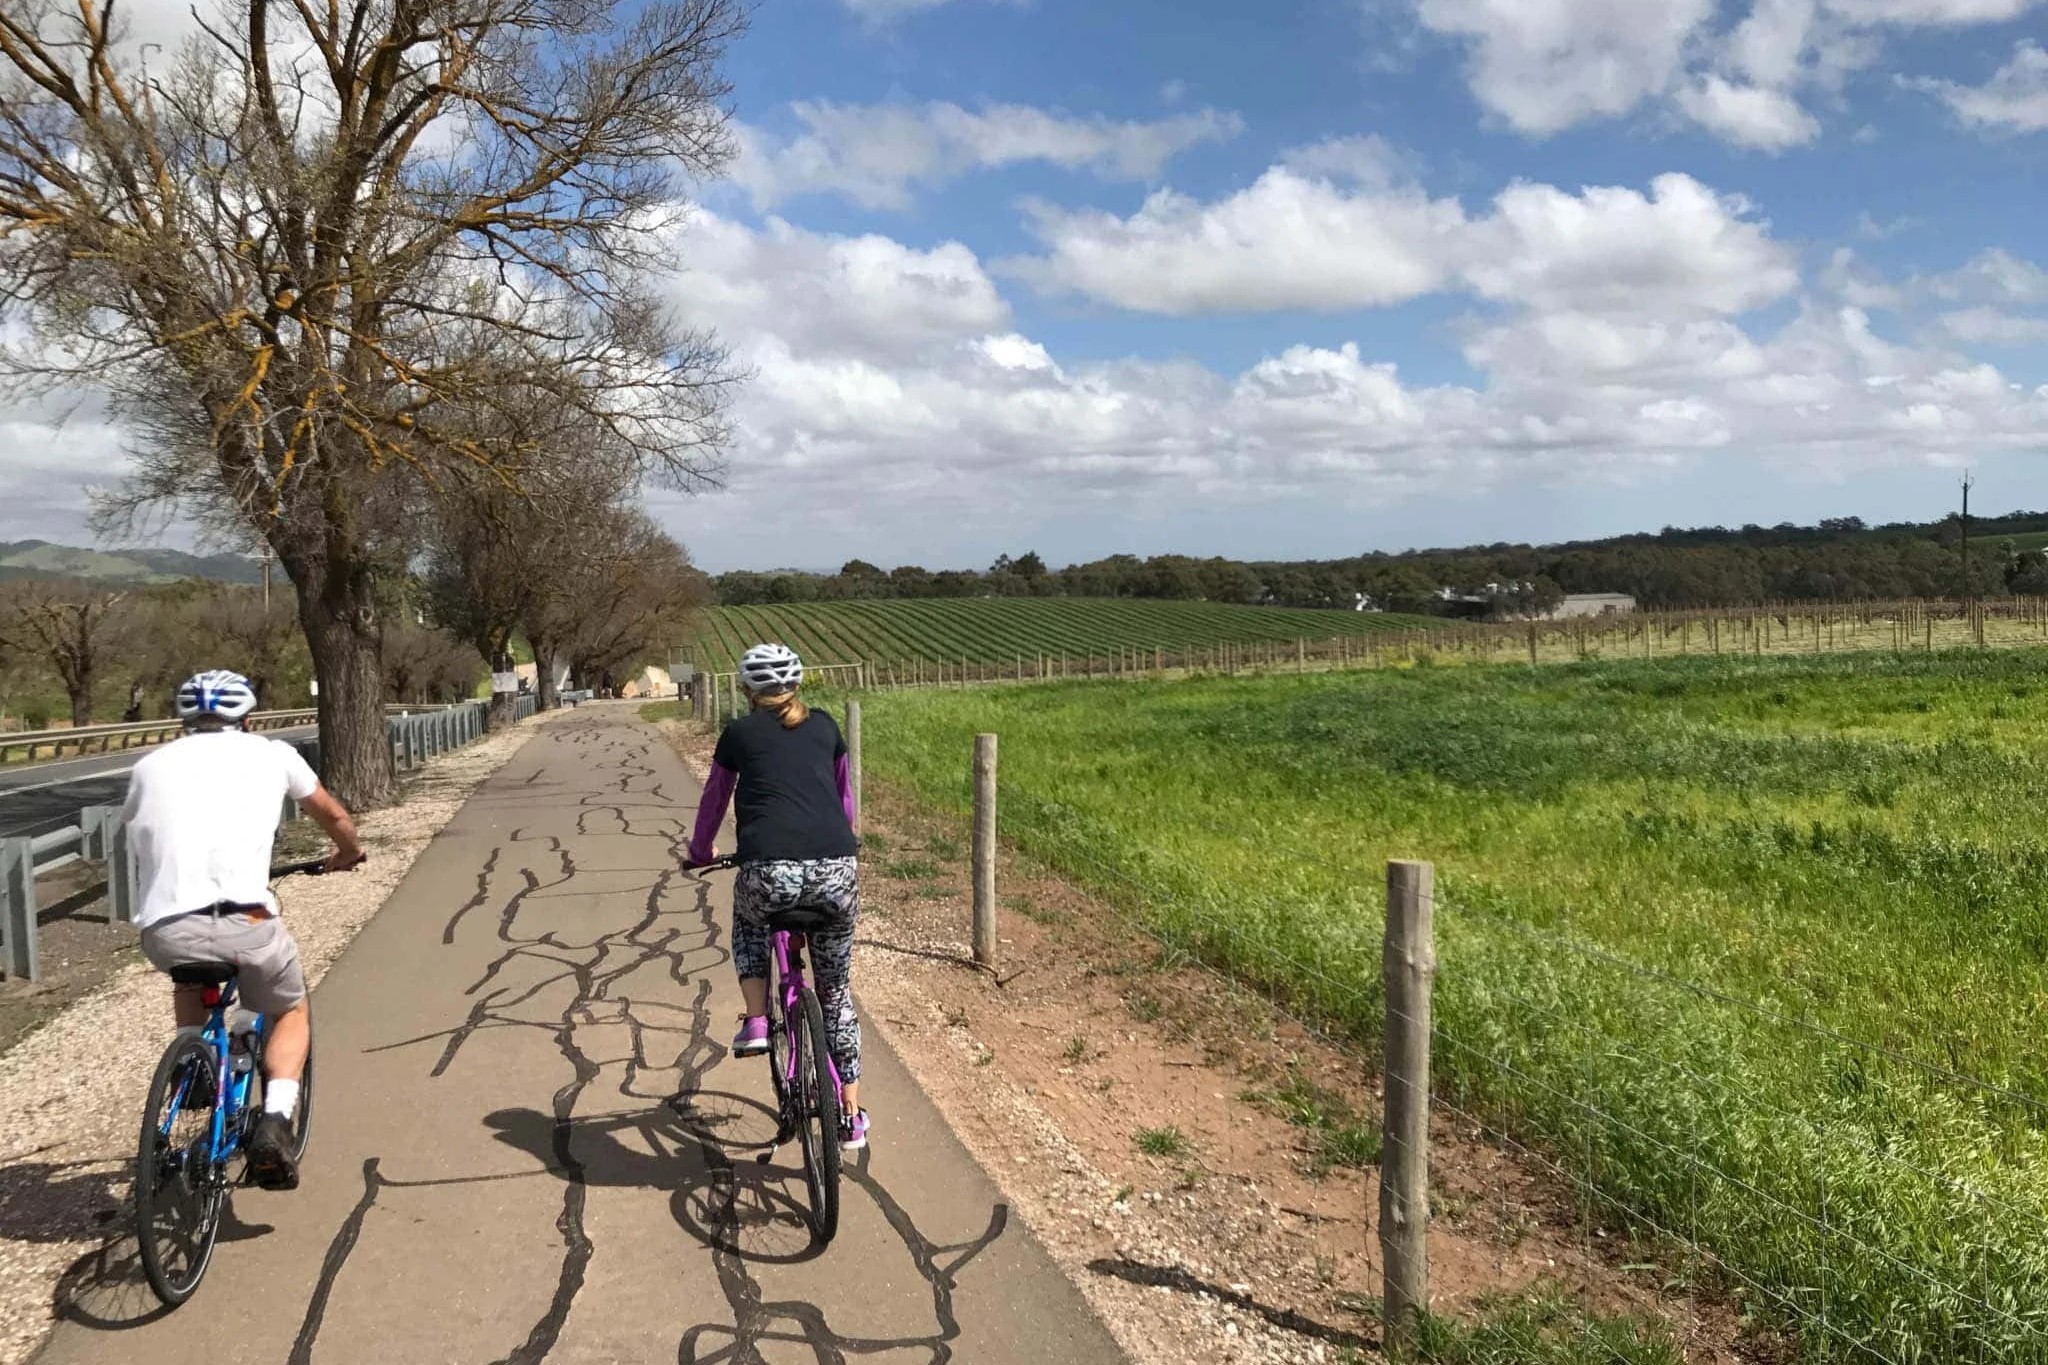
left=2, top=0, right=740, bottom=521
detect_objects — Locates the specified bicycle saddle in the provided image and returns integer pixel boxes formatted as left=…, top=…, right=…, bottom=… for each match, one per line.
left=764, top=908, right=833, bottom=933
left=167, top=962, right=239, bottom=986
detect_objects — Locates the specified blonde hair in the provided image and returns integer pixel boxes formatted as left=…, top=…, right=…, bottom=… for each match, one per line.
left=752, top=688, right=809, bottom=729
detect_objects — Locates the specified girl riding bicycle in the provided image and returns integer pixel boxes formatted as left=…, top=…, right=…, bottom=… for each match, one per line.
left=687, top=643, right=868, bottom=1151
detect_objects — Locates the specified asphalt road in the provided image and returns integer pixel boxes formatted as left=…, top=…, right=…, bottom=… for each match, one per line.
left=37, top=709, right=1126, bottom=1364
left=0, top=728, right=315, bottom=841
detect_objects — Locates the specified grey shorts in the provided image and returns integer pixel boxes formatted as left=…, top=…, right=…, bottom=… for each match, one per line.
left=140, top=912, right=308, bottom=1016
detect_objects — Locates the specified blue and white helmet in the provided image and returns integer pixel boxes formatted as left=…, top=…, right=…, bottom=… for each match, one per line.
left=738, top=643, right=803, bottom=695
left=175, top=669, right=258, bottom=724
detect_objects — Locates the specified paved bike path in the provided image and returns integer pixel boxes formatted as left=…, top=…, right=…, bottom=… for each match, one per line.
left=38, top=710, right=1125, bottom=1364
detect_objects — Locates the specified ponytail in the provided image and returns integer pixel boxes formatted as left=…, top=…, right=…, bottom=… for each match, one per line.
left=753, top=688, right=808, bottom=729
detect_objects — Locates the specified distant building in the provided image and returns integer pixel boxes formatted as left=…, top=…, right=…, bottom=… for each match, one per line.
left=1550, top=593, right=1638, bottom=619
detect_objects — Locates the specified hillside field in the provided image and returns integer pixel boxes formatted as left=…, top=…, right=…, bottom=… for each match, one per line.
left=682, top=597, right=1435, bottom=673
left=846, top=651, right=2048, bottom=1362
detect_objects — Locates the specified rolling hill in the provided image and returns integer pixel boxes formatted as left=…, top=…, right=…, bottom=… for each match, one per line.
left=0, top=541, right=263, bottom=585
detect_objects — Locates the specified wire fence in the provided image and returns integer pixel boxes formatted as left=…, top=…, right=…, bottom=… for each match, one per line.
left=970, top=779, right=2048, bottom=1364
left=681, top=596, right=2048, bottom=687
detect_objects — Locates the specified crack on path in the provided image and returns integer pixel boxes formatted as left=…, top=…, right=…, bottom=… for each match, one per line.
left=289, top=719, right=1011, bottom=1365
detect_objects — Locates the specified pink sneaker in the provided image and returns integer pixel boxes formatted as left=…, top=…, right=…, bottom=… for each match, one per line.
left=840, top=1109, right=870, bottom=1152
left=731, top=1016, right=770, bottom=1057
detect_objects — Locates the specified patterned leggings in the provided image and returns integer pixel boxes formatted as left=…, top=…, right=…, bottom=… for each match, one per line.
left=732, top=857, right=862, bottom=1083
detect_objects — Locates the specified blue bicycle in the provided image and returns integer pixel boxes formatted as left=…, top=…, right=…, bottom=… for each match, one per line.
left=133, top=859, right=337, bottom=1306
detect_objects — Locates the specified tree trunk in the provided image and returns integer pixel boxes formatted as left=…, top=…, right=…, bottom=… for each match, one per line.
left=535, top=645, right=564, bottom=710
left=296, top=563, right=396, bottom=809
left=67, top=681, right=92, bottom=728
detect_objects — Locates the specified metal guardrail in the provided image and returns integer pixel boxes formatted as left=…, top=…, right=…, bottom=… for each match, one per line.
left=0, top=699, right=519, bottom=980
left=0, top=709, right=320, bottom=763
left=0, top=702, right=470, bottom=765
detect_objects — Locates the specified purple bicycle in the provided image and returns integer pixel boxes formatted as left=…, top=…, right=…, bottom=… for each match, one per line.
left=694, top=854, right=844, bottom=1243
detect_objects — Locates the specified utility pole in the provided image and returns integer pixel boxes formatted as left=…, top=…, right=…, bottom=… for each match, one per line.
left=1961, top=472, right=1975, bottom=607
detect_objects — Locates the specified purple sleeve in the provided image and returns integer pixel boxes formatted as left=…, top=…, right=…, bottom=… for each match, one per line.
left=835, top=753, right=856, bottom=832
left=689, top=762, right=738, bottom=865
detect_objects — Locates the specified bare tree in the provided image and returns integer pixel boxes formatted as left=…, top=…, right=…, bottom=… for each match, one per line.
left=383, top=618, right=483, bottom=704
left=187, top=585, right=308, bottom=706
left=513, top=502, right=689, bottom=708
left=0, top=584, right=131, bottom=725
left=561, top=517, right=707, bottom=687
left=421, top=419, right=637, bottom=722
left=0, top=0, right=743, bottom=804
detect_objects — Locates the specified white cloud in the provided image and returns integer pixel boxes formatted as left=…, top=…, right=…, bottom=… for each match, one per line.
left=1931, top=248, right=2048, bottom=304
left=677, top=223, right=2048, bottom=561
left=1010, top=167, right=1796, bottom=322
left=731, top=101, right=1243, bottom=210
left=1279, top=134, right=1413, bottom=186
left=1820, top=247, right=1907, bottom=309
left=837, top=0, right=961, bottom=18
left=1941, top=307, right=2048, bottom=344
left=1408, top=0, right=2047, bottom=147
left=18, top=205, right=2048, bottom=560
left=666, top=212, right=1009, bottom=361
left=1912, top=41, right=2048, bottom=132
left=1463, top=174, right=1800, bottom=316
left=1414, top=0, right=1717, bottom=135
left=1830, top=0, right=2037, bottom=20
left=1675, top=75, right=1824, bottom=149
left=1006, top=168, right=1467, bottom=315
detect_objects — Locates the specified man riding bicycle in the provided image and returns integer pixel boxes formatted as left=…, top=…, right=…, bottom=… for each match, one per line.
left=123, top=670, right=365, bottom=1190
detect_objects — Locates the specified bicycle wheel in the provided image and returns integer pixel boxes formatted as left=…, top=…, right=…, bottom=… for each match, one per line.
left=794, top=988, right=843, bottom=1243
left=289, top=1038, right=314, bottom=1161
left=135, top=1029, right=225, bottom=1307
left=246, top=1019, right=315, bottom=1162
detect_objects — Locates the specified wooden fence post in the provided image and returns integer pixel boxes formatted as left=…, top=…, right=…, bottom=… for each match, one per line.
left=1381, top=859, right=1436, bottom=1354
left=1, top=838, right=36, bottom=981
left=972, top=733, right=998, bottom=968
left=846, top=701, right=863, bottom=834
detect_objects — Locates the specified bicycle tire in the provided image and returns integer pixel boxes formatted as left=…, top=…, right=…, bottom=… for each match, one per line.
left=290, top=1038, right=314, bottom=1162
left=247, top=1018, right=316, bottom=1163
left=135, top=1029, right=225, bottom=1307
left=795, top=988, right=843, bottom=1243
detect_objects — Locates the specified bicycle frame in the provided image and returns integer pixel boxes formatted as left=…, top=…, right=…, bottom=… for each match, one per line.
left=161, top=980, right=268, bottom=1171
left=771, top=928, right=846, bottom=1130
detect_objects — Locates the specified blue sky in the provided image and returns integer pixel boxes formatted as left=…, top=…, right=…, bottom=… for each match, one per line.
left=634, top=0, right=2048, bottom=571
left=6, top=0, right=2047, bottom=571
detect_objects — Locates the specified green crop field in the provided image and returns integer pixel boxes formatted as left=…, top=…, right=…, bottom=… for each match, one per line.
left=682, top=597, right=1435, bottom=673
left=847, top=651, right=2048, bottom=1361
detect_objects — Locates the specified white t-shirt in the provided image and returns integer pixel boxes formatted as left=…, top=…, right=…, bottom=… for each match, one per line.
left=122, top=731, right=322, bottom=929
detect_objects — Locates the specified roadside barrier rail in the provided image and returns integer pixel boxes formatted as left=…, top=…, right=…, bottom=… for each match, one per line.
left=0, top=699, right=514, bottom=981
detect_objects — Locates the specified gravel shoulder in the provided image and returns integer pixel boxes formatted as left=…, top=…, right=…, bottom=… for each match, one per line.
left=0, top=714, right=560, bottom=1365
left=661, top=718, right=1760, bottom=1364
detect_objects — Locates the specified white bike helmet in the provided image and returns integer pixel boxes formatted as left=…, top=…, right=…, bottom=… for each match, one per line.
left=738, top=643, right=803, bottom=695
left=175, top=669, right=258, bottom=724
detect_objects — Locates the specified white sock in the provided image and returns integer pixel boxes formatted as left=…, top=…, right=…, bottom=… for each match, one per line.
left=265, top=1078, right=300, bottom=1120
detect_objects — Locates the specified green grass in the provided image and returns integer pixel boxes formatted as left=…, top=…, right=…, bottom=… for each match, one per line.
left=1409, top=1285, right=1685, bottom=1365
left=682, top=597, right=1434, bottom=673
left=1245, top=1073, right=1382, bottom=1174
left=638, top=700, right=680, bottom=724
left=856, top=649, right=2048, bottom=1361
left=1135, top=1125, right=1192, bottom=1159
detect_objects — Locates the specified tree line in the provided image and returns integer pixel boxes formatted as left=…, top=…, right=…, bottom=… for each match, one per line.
left=715, top=512, right=2048, bottom=616
left=0, top=543, right=708, bottom=731
left=0, top=0, right=743, bottom=805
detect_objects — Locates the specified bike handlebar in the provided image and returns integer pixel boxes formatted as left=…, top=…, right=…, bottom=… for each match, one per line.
left=686, top=854, right=739, bottom=874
